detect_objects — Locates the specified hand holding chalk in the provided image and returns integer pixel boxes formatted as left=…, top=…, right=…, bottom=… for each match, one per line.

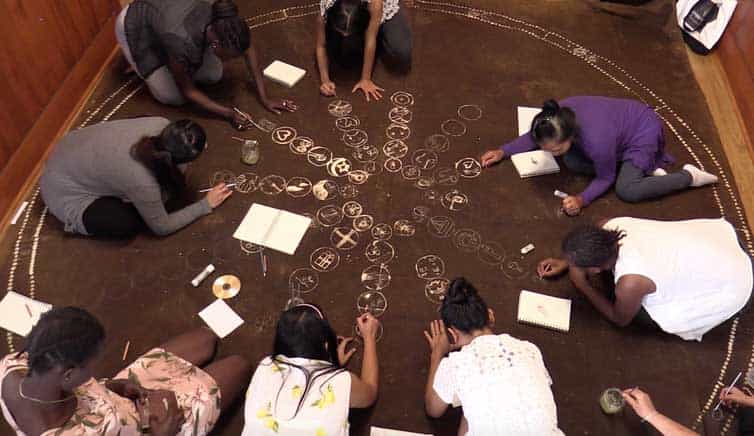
left=537, top=258, right=568, bottom=278
left=205, top=183, right=232, bottom=209
left=320, top=81, right=337, bottom=97
left=554, top=190, right=569, bottom=199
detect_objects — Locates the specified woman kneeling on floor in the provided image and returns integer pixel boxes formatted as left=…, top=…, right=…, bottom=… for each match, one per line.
left=0, top=307, right=250, bottom=435
left=243, top=304, right=380, bottom=435
left=423, top=277, right=564, bottom=435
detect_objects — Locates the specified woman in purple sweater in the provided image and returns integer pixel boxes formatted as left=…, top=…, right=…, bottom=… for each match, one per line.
left=480, top=96, right=718, bottom=215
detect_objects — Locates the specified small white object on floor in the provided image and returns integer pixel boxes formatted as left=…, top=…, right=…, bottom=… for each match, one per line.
left=683, top=164, right=718, bottom=187
left=370, top=426, right=433, bottom=436
left=10, top=201, right=29, bottom=225
left=263, top=60, right=306, bottom=88
left=0, top=291, right=52, bottom=336
left=651, top=168, right=668, bottom=177
left=553, top=190, right=568, bottom=199
left=191, top=264, right=215, bottom=287
left=520, top=243, right=535, bottom=255
left=510, top=150, right=560, bottom=178
left=199, top=299, right=244, bottom=338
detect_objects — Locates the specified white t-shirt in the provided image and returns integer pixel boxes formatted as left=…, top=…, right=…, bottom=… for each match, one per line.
left=606, top=217, right=753, bottom=341
left=320, top=0, right=400, bottom=24
left=433, top=334, right=564, bottom=436
left=242, top=356, right=352, bottom=436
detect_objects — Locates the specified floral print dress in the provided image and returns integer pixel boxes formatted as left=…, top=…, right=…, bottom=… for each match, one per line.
left=0, top=348, right=220, bottom=436
left=242, top=356, right=351, bottom=436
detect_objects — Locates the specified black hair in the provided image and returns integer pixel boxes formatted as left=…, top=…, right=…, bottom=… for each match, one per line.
left=562, top=225, right=626, bottom=268
left=19, top=307, right=105, bottom=375
left=268, top=304, right=345, bottom=420
left=325, top=0, right=370, bottom=63
left=440, top=277, right=490, bottom=333
left=131, top=119, right=206, bottom=193
left=211, top=0, right=250, bottom=53
left=530, top=99, right=578, bottom=145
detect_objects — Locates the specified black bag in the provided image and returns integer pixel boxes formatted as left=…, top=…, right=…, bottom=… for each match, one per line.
left=683, top=0, right=720, bottom=32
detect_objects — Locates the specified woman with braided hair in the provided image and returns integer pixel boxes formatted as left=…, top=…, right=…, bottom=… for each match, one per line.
left=116, top=0, right=297, bottom=128
left=0, top=307, right=250, bottom=435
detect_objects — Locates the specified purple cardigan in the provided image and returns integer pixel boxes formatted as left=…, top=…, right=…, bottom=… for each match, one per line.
left=501, top=96, right=673, bottom=205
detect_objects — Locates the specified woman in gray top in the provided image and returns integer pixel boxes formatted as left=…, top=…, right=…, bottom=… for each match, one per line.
left=115, top=0, right=297, bottom=128
left=40, top=117, right=232, bottom=238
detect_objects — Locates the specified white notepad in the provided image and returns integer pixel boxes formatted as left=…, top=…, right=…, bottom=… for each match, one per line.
left=517, top=290, right=571, bottom=332
left=233, top=203, right=311, bottom=255
left=263, top=60, right=306, bottom=88
left=511, top=150, right=560, bottom=178
left=517, top=106, right=541, bottom=136
left=371, top=427, right=433, bottom=436
left=199, top=299, right=244, bottom=339
left=0, top=291, right=52, bottom=336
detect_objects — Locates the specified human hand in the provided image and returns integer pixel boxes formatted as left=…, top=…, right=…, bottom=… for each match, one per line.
left=231, top=109, right=253, bottom=131
left=337, top=336, right=357, bottom=366
left=320, top=81, right=337, bottom=97
left=562, top=195, right=584, bottom=216
left=265, top=98, right=298, bottom=115
left=537, top=258, right=569, bottom=278
left=356, top=313, right=380, bottom=342
left=622, top=387, right=657, bottom=420
left=423, top=320, right=451, bottom=360
left=720, top=387, right=754, bottom=408
left=352, top=79, right=384, bottom=102
left=138, top=390, right=185, bottom=436
left=205, top=183, right=232, bottom=209
left=480, top=149, right=504, bottom=168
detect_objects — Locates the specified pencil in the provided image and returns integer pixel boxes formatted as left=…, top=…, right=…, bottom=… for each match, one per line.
left=122, top=340, right=130, bottom=361
left=199, top=183, right=236, bottom=193
left=233, top=107, right=263, bottom=130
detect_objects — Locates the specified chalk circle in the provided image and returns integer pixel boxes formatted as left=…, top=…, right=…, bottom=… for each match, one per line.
left=425, top=134, right=450, bottom=153
left=455, top=157, right=482, bottom=178
left=372, top=223, right=393, bottom=240
left=307, top=146, right=333, bottom=167
left=340, top=184, right=359, bottom=199
left=365, top=240, right=395, bottom=264
left=235, top=173, right=259, bottom=193
left=394, top=219, right=416, bottom=237
left=310, top=247, right=341, bottom=272
left=256, top=118, right=278, bottom=133
left=441, top=189, right=469, bottom=211
left=453, top=228, right=482, bottom=252
left=285, top=177, right=312, bottom=198
left=354, top=322, right=384, bottom=343
left=390, top=91, right=414, bottom=107
left=478, top=241, right=506, bottom=265
left=386, top=123, right=411, bottom=141
left=259, top=175, right=286, bottom=195
left=425, top=278, right=450, bottom=304
left=240, top=241, right=262, bottom=254
left=384, top=158, right=403, bottom=173
left=388, top=106, right=412, bottom=125
left=427, top=215, right=455, bottom=238
left=412, top=149, right=439, bottom=171
left=353, top=215, right=374, bottom=232
left=357, top=290, right=388, bottom=317
left=361, top=264, right=391, bottom=291
left=441, top=119, right=467, bottom=137
left=335, top=115, right=360, bottom=131
left=457, top=104, right=483, bottom=121
left=327, top=157, right=353, bottom=177
left=501, top=258, right=529, bottom=280
left=352, top=145, right=379, bottom=163
left=330, top=226, right=360, bottom=250
left=289, top=136, right=314, bottom=155
left=328, top=99, right=353, bottom=117
left=302, top=212, right=320, bottom=230
left=383, top=139, right=409, bottom=159
left=362, top=160, right=383, bottom=175
left=289, top=268, right=319, bottom=294
left=348, top=170, right=369, bottom=185
left=342, top=129, right=369, bottom=148
left=316, top=204, right=344, bottom=227
left=415, top=176, right=436, bottom=190
left=271, top=126, right=297, bottom=144
left=424, top=190, right=439, bottom=202
left=416, top=254, right=446, bottom=280
left=434, top=167, right=459, bottom=186
left=312, top=179, right=339, bottom=201
left=342, top=200, right=363, bottom=218
left=210, top=169, right=236, bottom=187
left=411, top=206, right=431, bottom=223
left=401, top=165, right=421, bottom=181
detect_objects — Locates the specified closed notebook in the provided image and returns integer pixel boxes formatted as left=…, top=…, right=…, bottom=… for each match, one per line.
left=0, top=291, right=52, bottom=336
left=510, top=150, right=560, bottom=178
left=517, top=290, right=571, bottom=332
left=233, top=203, right=311, bottom=255
left=263, top=60, right=306, bottom=88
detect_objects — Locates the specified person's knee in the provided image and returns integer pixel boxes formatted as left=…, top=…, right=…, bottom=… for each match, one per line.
left=615, top=183, right=644, bottom=203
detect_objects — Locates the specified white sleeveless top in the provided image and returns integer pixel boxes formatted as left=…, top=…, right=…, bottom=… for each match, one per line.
left=605, top=217, right=753, bottom=341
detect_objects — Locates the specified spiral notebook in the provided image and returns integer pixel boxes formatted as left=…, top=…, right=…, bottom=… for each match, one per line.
left=517, top=290, right=571, bottom=332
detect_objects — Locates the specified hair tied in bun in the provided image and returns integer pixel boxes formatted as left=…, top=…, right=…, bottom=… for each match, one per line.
left=212, top=0, right=239, bottom=19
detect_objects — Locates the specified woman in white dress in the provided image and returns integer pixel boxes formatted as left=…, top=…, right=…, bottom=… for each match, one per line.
left=242, top=304, right=380, bottom=436
left=423, top=277, right=564, bottom=436
left=538, top=217, right=753, bottom=341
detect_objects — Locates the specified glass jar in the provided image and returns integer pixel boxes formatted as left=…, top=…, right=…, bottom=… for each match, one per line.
left=241, top=139, right=259, bottom=165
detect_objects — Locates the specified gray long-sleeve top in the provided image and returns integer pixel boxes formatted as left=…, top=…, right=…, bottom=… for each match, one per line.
left=40, top=117, right=211, bottom=236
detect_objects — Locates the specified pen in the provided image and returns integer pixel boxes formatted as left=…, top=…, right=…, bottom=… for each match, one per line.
left=199, top=183, right=236, bottom=193
left=713, top=371, right=742, bottom=412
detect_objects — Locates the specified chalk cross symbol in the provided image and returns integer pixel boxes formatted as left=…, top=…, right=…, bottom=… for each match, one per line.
left=333, top=228, right=358, bottom=249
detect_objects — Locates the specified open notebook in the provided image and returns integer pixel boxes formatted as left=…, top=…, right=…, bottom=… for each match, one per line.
left=263, top=60, right=306, bottom=88
left=233, top=204, right=311, bottom=255
left=0, top=291, right=52, bottom=336
left=517, top=290, right=571, bottom=332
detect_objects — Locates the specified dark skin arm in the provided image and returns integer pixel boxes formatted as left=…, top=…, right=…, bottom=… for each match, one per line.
left=168, top=60, right=237, bottom=122
left=243, top=44, right=298, bottom=114
left=570, top=268, right=655, bottom=327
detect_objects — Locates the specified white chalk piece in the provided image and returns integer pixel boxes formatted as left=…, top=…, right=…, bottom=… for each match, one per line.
left=10, top=201, right=29, bottom=225
left=554, top=190, right=569, bottom=199
left=370, top=427, right=433, bottom=436
left=198, top=299, right=244, bottom=339
left=263, top=60, right=306, bottom=88
left=191, top=264, right=216, bottom=287
left=520, top=243, right=535, bottom=254
left=0, top=291, right=52, bottom=336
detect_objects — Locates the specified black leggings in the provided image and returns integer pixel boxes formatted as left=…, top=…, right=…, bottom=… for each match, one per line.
left=82, top=197, right=144, bottom=238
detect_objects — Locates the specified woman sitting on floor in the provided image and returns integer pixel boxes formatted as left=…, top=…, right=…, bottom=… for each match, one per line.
left=538, top=217, right=753, bottom=340
left=116, top=0, right=296, bottom=128
left=40, top=117, right=230, bottom=238
left=0, top=306, right=250, bottom=436
left=423, top=277, right=564, bottom=435
left=242, top=305, right=380, bottom=435
left=480, top=96, right=718, bottom=215
left=315, top=0, right=412, bottom=101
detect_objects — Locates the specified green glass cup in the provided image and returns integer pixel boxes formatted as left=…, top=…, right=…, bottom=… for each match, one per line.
left=600, top=388, right=625, bottom=414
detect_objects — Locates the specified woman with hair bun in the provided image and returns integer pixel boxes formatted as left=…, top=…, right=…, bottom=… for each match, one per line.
left=423, top=277, right=563, bottom=436
left=480, top=96, right=718, bottom=215
left=116, top=0, right=297, bottom=128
